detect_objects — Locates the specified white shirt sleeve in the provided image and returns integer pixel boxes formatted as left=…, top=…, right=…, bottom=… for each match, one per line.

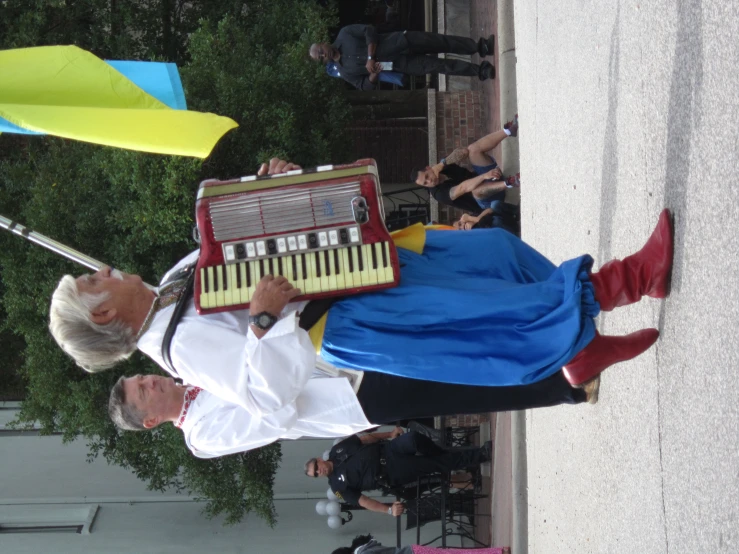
left=186, top=403, right=293, bottom=459
left=173, top=310, right=317, bottom=418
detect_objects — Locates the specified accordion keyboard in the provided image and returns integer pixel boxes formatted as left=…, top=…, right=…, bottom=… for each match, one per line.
left=198, top=241, right=395, bottom=310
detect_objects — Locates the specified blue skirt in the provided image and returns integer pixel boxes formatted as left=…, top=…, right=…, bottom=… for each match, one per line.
left=321, top=229, right=600, bottom=386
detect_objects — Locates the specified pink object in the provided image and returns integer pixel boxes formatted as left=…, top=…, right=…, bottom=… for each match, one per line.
left=411, top=546, right=509, bottom=554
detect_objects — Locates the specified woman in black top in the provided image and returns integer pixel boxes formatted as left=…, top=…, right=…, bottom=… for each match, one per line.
left=412, top=116, right=519, bottom=214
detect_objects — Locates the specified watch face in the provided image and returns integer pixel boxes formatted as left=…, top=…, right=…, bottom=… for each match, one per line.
left=251, top=312, right=276, bottom=330
left=258, top=314, right=272, bottom=327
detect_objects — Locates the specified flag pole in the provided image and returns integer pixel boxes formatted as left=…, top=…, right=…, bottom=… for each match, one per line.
left=0, top=214, right=105, bottom=271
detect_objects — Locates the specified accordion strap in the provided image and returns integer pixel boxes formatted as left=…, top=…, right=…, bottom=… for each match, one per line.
left=161, top=266, right=196, bottom=377
left=298, top=298, right=337, bottom=330
left=161, top=266, right=336, bottom=375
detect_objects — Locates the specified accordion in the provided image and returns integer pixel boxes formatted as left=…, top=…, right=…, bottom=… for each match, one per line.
left=194, top=159, right=400, bottom=315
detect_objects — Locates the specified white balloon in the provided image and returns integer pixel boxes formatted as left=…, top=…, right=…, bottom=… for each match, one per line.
left=315, top=500, right=329, bottom=516
left=327, top=488, right=340, bottom=501
left=327, top=515, right=343, bottom=529
left=326, top=500, right=341, bottom=516
left=322, top=450, right=331, bottom=461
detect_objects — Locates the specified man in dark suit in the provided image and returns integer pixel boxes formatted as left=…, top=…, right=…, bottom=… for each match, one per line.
left=309, top=24, right=495, bottom=90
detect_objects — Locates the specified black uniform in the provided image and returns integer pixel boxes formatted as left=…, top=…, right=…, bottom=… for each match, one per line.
left=327, top=432, right=489, bottom=506
left=332, top=25, right=485, bottom=90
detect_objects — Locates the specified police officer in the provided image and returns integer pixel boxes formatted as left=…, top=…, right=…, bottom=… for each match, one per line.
left=304, top=428, right=492, bottom=517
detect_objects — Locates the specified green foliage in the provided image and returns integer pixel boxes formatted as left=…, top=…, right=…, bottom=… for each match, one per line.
left=0, top=0, right=349, bottom=526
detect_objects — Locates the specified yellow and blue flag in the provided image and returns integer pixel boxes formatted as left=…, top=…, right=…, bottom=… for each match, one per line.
left=0, top=45, right=238, bottom=158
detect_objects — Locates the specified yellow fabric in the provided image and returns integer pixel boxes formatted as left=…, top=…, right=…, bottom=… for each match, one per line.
left=308, top=313, right=329, bottom=354
left=387, top=222, right=426, bottom=253
left=0, top=46, right=238, bottom=158
left=308, top=223, right=449, bottom=352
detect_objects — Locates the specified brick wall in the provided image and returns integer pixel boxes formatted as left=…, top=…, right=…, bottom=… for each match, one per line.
left=433, top=90, right=486, bottom=224
left=435, top=90, right=485, bottom=160
left=444, top=413, right=490, bottom=427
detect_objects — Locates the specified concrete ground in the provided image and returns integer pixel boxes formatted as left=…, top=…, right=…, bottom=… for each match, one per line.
left=512, top=0, right=739, bottom=552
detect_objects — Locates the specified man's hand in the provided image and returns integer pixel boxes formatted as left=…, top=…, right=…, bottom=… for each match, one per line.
left=390, top=426, right=404, bottom=439
left=483, top=167, right=503, bottom=180
left=365, top=59, right=381, bottom=73
left=258, top=158, right=302, bottom=176
left=391, top=501, right=405, bottom=516
left=249, top=276, right=301, bottom=336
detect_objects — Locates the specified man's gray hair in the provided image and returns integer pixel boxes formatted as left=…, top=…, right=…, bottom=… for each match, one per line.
left=108, top=375, right=147, bottom=431
left=48, top=275, right=137, bottom=372
left=304, top=457, right=318, bottom=476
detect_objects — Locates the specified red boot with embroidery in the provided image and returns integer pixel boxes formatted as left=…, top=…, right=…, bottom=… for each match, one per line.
left=562, top=329, right=660, bottom=386
left=590, top=209, right=674, bottom=311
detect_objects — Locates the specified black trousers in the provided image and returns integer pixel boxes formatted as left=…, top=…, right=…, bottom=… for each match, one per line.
left=356, top=371, right=586, bottom=425
left=383, top=432, right=485, bottom=486
left=392, top=31, right=481, bottom=77
left=403, top=31, right=479, bottom=56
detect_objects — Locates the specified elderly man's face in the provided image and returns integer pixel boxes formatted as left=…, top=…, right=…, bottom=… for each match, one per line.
left=415, top=166, right=439, bottom=188
left=77, top=266, right=142, bottom=297
left=122, top=374, right=184, bottom=429
left=76, top=266, right=148, bottom=324
left=309, top=43, right=336, bottom=64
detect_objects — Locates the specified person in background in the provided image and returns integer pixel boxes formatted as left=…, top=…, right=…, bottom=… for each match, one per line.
left=304, top=431, right=492, bottom=517
left=331, top=534, right=510, bottom=554
left=412, top=116, right=519, bottom=216
left=310, top=24, right=495, bottom=91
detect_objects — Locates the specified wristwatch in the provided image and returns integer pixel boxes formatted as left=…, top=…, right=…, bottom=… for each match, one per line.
left=368, top=55, right=373, bottom=60
left=249, top=311, right=278, bottom=331
left=387, top=507, right=392, bottom=516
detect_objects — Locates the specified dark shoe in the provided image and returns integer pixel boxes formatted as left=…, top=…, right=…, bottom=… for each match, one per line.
left=563, top=329, right=659, bottom=386
left=408, top=420, right=444, bottom=444
left=504, top=113, right=519, bottom=137
left=479, top=61, right=496, bottom=81
left=480, top=440, right=493, bottom=462
left=478, top=35, right=495, bottom=57
left=590, top=209, right=674, bottom=311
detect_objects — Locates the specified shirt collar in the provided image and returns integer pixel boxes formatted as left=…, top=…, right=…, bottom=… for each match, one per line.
left=174, top=386, right=202, bottom=429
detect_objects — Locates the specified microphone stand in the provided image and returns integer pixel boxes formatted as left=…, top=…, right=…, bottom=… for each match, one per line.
left=1, top=214, right=105, bottom=271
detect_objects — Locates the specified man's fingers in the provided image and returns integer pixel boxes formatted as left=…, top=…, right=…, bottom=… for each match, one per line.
left=267, top=157, right=283, bottom=174
left=260, top=158, right=302, bottom=176
left=278, top=280, right=294, bottom=292
left=286, top=288, right=302, bottom=299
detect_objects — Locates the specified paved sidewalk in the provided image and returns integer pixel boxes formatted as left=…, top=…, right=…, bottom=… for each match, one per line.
left=513, top=0, right=739, bottom=553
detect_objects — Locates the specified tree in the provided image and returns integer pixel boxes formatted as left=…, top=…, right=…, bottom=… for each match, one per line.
left=0, top=0, right=350, bottom=526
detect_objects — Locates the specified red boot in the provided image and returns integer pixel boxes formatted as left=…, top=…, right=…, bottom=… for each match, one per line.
left=562, top=329, right=660, bottom=386
left=590, top=209, right=674, bottom=311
